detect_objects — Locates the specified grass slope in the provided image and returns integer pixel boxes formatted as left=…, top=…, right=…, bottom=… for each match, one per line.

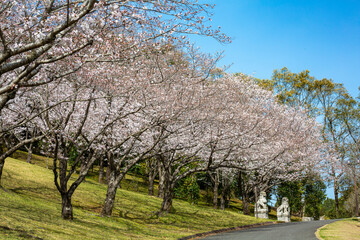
left=316, top=218, right=360, bottom=240
left=0, top=157, right=270, bottom=239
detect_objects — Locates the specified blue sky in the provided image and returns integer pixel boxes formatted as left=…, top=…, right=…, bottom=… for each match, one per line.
left=192, top=0, right=360, bottom=199
left=193, top=0, right=360, bottom=98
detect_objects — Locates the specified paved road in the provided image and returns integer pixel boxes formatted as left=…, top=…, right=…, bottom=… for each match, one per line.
left=202, top=220, right=338, bottom=240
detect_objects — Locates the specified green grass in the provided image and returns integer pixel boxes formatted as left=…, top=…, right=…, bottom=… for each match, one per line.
left=316, top=218, right=360, bottom=240
left=11, top=150, right=53, bottom=169
left=0, top=157, right=271, bottom=239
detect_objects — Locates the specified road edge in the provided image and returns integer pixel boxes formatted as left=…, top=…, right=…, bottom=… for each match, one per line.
left=178, top=221, right=278, bottom=240
left=315, top=223, right=329, bottom=240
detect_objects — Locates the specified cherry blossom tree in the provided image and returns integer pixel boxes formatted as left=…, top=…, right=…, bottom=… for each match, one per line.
left=100, top=45, right=223, bottom=216
left=3, top=50, right=155, bottom=219
left=0, top=0, right=229, bottom=109
left=0, top=0, right=230, bottom=185
left=150, top=71, right=330, bottom=215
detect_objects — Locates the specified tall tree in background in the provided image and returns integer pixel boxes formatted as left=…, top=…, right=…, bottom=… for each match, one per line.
left=336, top=95, right=360, bottom=217
left=314, top=78, right=346, bottom=217
left=259, top=67, right=357, bottom=217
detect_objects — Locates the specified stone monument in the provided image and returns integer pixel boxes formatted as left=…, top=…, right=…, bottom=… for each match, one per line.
left=277, top=197, right=291, bottom=222
left=255, top=191, right=268, bottom=219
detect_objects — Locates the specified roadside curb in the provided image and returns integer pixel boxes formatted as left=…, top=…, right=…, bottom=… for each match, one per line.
left=315, top=223, right=328, bottom=240
left=178, top=221, right=278, bottom=240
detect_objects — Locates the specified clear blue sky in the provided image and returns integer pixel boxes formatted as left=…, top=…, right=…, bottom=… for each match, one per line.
left=192, top=0, right=360, bottom=199
left=192, top=0, right=360, bottom=99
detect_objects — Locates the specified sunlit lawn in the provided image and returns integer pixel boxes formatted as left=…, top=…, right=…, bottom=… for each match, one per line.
left=316, top=218, right=360, bottom=240
left=0, top=157, right=270, bottom=239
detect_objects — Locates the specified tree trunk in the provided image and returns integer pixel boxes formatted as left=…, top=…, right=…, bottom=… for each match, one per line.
left=213, top=172, right=219, bottom=209
left=254, top=186, right=259, bottom=218
left=105, top=164, right=111, bottom=184
left=220, top=193, right=226, bottom=210
left=158, top=165, right=174, bottom=215
left=159, top=190, right=174, bottom=215
left=61, top=193, right=73, bottom=220
left=0, top=90, right=16, bottom=113
left=53, top=137, right=99, bottom=220
left=242, top=195, right=250, bottom=215
left=353, top=169, right=359, bottom=217
left=240, top=172, right=250, bottom=215
left=334, top=179, right=339, bottom=217
left=147, top=159, right=158, bottom=196
left=158, top=163, right=165, bottom=198
left=0, top=159, right=4, bottom=186
left=302, top=199, right=306, bottom=218
left=0, top=145, right=4, bottom=185
left=99, top=157, right=104, bottom=184
left=148, top=173, right=156, bottom=196
left=26, top=143, right=33, bottom=164
left=102, top=172, right=118, bottom=217
left=220, top=172, right=229, bottom=211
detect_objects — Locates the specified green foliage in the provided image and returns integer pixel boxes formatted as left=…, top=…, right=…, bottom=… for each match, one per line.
left=129, top=162, right=147, bottom=176
left=304, top=179, right=326, bottom=220
left=320, top=198, right=336, bottom=218
left=275, top=177, right=327, bottom=219
left=68, top=145, right=79, bottom=165
left=266, top=67, right=318, bottom=116
left=275, top=181, right=304, bottom=214
left=174, top=174, right=200, bottom=204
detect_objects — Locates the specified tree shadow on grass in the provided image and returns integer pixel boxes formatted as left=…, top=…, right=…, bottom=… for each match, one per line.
left=0, top=225, right=43, bottom=240
left=10, top=186, right=54, bottom=195
left=0, top=185, right=13, bottom=194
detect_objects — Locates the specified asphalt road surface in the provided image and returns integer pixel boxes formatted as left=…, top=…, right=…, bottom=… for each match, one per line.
left=202, top=220, right=338, bottom=240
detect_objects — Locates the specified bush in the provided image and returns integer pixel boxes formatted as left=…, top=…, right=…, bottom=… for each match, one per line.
left=174, top=175, right=200, bottom=204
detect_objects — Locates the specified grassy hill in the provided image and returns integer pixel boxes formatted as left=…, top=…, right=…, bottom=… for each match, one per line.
left=0, top=157, right=271, bottom=239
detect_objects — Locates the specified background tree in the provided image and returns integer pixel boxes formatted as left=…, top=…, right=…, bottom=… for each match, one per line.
left=258, top=67, right=354, bottom=217
left=303, top=177, right=326, bottom=220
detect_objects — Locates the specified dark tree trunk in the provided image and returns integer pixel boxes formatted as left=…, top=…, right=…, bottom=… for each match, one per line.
left=334, top=179, right=339, bottom=217
left=158, top=162, right=174, bottom=215
left=220, top=172, right=230, bottom=211
left=353, top=169, right=359, bottom=217
left=242, top=195, right=250, bottom=215
left=148, top=173, right=156, bottom=196
left=0, top=90, right=17, bottom=113
left=53, top=136, right=98, bottom=220
left=239, top=171, right=250, bottom=215
left=61, top=194, right=73, bottom=220
left=147, top=159, right=157, bottom=196
left=159, top=190, right=174, bottom=215
left=213, top=172, right=219, bottom=209
left=220, top=193, right=226, bottom=210
left=105, top=164, right=111, bottom=184
left=158, top=163, right=165, bottom=198
left=0, top=145, right=5, bottom=185
left=101, top=152, right=128, bottom=217
left=99, top=157, right=104, bottom=184
left=102, top=172, right=118, bottom=217
left=0, top=159, right=4, bottom=186
left=26, top=143, right=33, bottom=164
